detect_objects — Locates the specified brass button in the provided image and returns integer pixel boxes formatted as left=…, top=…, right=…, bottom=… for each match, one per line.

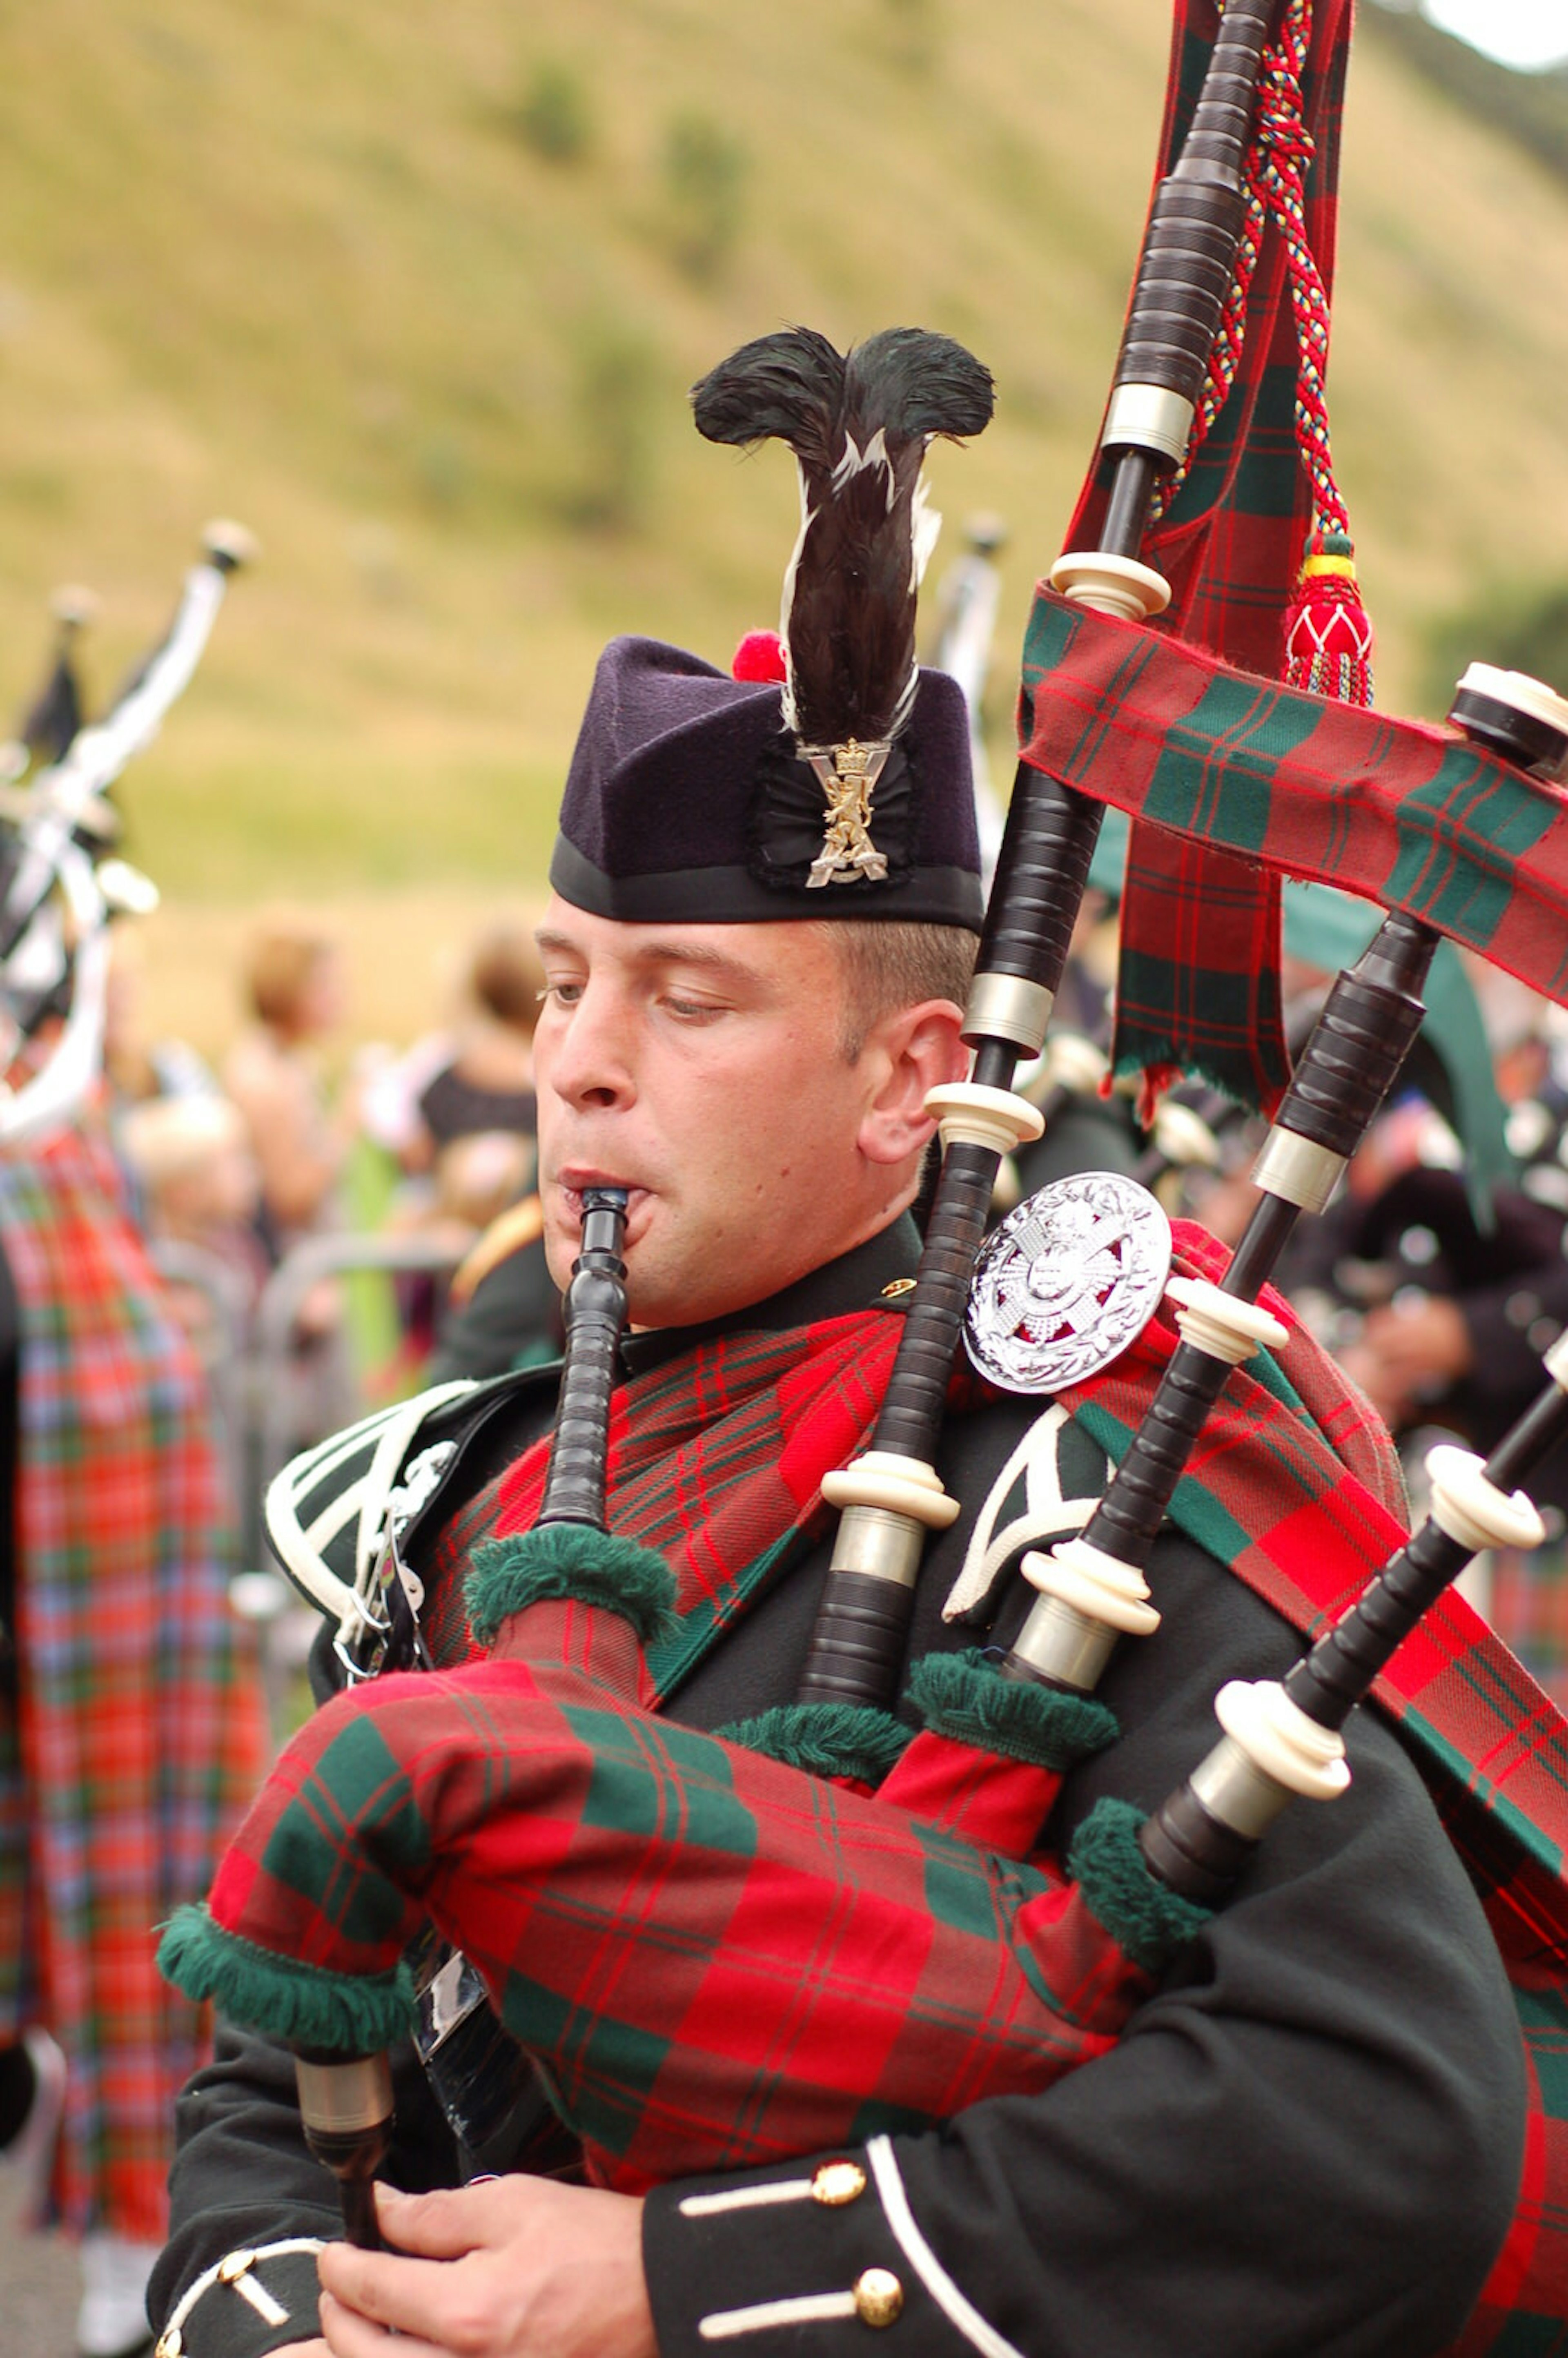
left=812, top=2158, right=867, bottom=2206
left=155, top=2331, right=183, bottom=2358
left=880, top=1278, right=916, bottom=1299
left=853, top=2268, right=904, bottom=2327
left=218, top=2249, right=255, bottom=2284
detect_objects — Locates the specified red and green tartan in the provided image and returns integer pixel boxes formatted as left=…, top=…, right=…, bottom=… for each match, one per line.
left=193, top=1597, right=1156, bottom=2192
left=423, top=1306, right=908, bottom=1698
left=1058, top=0, right=1354, bottom=1110
left=168, top=1231, right=1568, bottom=2340
left=1020, top=593, right=1568, bottom=1012
left=0, top=1116, right=267, bottom=2239
left=1487, top=1540, right=1568, bottom=1719
left=1067, top=0, right=1350, bottom=681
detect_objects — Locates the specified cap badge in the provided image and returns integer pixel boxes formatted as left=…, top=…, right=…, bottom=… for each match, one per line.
left=805, top=738, right=891, bottom=887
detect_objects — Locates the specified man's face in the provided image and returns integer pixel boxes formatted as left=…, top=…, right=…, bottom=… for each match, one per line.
left=533, top=897, right=927, bottom=1328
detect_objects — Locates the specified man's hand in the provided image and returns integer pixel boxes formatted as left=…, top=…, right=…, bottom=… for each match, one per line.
left=314, top=2175, right=655, bottom=2358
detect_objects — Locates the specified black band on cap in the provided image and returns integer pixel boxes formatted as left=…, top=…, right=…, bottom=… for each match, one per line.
left=548, top=835, right=984, bottom=931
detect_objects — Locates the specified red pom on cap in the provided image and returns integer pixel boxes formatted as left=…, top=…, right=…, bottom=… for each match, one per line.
left=732, top=630, right=787, bottom=684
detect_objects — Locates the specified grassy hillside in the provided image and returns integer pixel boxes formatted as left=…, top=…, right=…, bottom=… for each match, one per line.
left=1365, top=1, right=1568, bottom=184
left=1, top=0, right=1566, bottom=978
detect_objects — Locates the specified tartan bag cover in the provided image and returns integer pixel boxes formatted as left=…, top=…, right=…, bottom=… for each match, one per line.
left=1019, top=593, right=1568, bottom=1010
left=178, top=1306, right=1165, bottom=2184
left=0, top=1117, right=267, bottom=2239
left=198, top=1603, right=1157, bottom=2192
left=170, top=1242, right=1568, bottom=2332
left=1058, top=0, right=1353, bottom=1111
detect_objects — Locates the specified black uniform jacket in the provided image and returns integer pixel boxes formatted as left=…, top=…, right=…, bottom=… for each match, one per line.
left=152, top=1219, right=1525, bottom=2358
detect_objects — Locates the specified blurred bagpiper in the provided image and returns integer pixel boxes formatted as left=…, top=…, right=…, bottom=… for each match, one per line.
left=0, top=530, right=269, bottom=2358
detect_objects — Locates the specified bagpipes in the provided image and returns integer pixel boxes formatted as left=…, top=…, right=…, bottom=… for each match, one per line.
left=160, top=1, right=1568, bottom=2341
left=0, top=522, right=255, bottom=1146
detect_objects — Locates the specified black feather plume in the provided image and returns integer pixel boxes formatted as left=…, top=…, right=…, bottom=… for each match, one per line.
left=692, top=326, right=993, bottom=748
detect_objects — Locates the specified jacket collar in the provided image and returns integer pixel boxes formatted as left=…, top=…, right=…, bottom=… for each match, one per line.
left=618, top=1214, right=921, bottom=1378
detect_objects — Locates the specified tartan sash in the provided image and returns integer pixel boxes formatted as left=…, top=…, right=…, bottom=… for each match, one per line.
left=0, top=1120, right=267, bottom=2239
left=1072, top=1226, right=1568, bottom=1914
left=1070, top=1228, right=1568, bottom=2349
left=1019, top=592, right=1568, bottom=1012
left=421, top=1308, right=907, bottom=1698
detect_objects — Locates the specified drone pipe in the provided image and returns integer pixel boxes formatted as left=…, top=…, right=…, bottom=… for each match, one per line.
left=1140, top=1346, right=1566, bottom=1909
left=0, top=524, right=252, bottom=963
left=797, top=0, right=1285, bottom=1710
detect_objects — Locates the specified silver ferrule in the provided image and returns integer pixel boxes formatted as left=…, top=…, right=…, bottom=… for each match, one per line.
left=294, top=2052, right=395, bottom=2136
left=1250, top=1125, right=1347, bottom=1216
left=1102, top=383, right=1196, bottom=466
left=1008, top=1593, right=1118, bottom=1694
left=962, top=971, right=1055, bottom=1057
left=828, top=1504, right=927, bottom=1589
left=1188, top=1734, right=1295, bottom=1842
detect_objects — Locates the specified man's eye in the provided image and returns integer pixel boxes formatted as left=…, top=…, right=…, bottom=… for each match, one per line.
left=664, top=996, right=724, bottom=1021
left=539, top=980, right=584, bottom=1007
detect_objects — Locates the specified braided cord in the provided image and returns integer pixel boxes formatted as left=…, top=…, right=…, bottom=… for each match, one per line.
left=1150, top=0, right=1345, bottom=549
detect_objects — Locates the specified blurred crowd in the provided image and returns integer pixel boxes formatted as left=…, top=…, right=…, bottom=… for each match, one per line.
left=108, top=907, right=557, bottom=1493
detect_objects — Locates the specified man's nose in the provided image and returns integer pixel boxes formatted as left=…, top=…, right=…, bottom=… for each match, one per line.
left=544, top=982, right=637, bottom=1110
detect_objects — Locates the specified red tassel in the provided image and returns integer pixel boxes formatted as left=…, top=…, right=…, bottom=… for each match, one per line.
left=1283, top=532, right=1374, bottom=706
left=732, top=629, right=787, bottom=684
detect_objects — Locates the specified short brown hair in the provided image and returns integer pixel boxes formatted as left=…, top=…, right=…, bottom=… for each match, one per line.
left=244, top=913, right=336, bottom=1031
left=824, top=920, right=978, bottom=1062
left=467, top=923, right=546, bottom=1032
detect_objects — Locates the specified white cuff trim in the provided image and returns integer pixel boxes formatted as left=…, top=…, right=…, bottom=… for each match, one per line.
left=680, top=2178, right=816, bottom=2218
left=700, top=2292, right=859, bottom=2339
left=158, top=2236, right=325, bottom=2351
left=867, top=2137, right=1026, bottom=2358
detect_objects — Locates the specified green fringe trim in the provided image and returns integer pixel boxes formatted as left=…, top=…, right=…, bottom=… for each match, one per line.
left=716, top=1703, right=912, bottom=1787
left=157, top=1904, right=416, bottom=2053
left=466, top=1528, right=679, bottom=1649
left=1067, top=1798, right=1212, bottom=1975
left=906, top=1650, right=1118, bottom=1770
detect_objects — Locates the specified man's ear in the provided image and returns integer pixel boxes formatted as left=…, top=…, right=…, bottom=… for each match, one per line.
left=857, top=1000, right=969, bottom=1168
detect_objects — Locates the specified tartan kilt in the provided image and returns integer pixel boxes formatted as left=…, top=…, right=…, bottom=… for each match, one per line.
left=192, top=1603, right=1151, bottom=2193
left=0, top=1120, right=266, bottom=2238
